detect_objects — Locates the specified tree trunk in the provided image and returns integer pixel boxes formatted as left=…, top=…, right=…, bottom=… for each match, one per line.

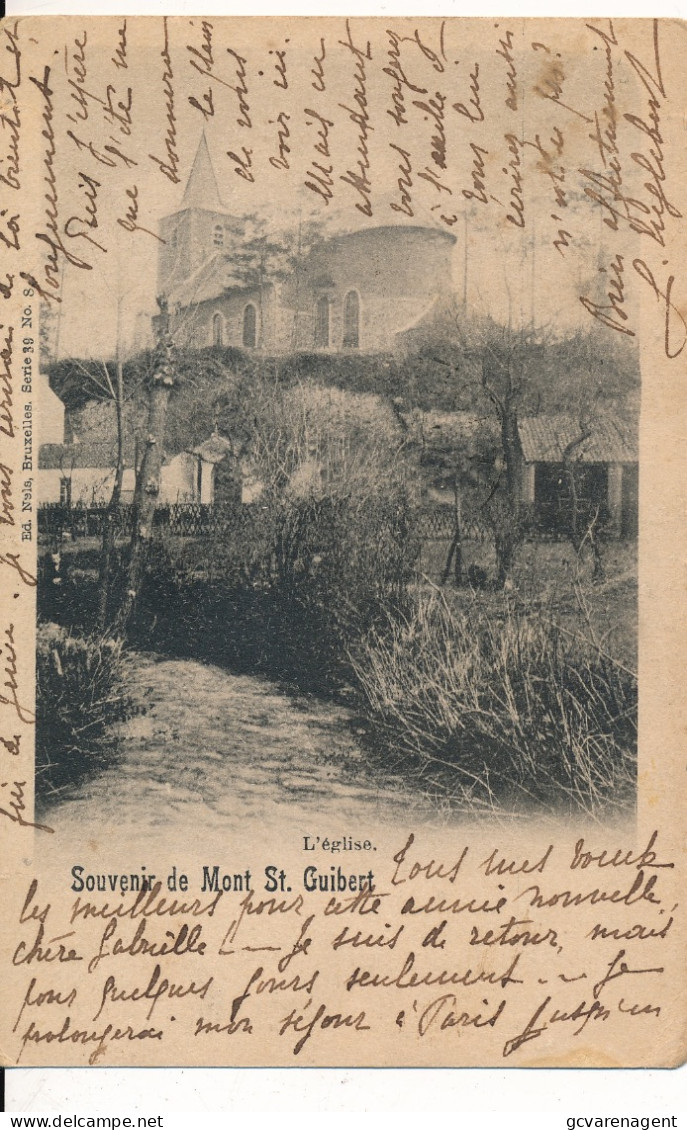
left=95, top=358, right=125, bottom=633
left=481, top=354, right=524, bottom=589
left=115, top=301, right=176, bottom=634
left=494, top=398, right=522, bottom=589
left=442, top=480, right=463, bottom=586
left=563, top=423, right=604, bottom=582
left=501, top=400, right=520, bottom=507
left=495, top=523, right=517, bottom=588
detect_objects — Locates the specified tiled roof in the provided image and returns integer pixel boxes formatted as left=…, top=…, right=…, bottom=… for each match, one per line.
left=38, top=441, right=180, bottom=470
left=38, top=442, right=136, bottom=470
left=518, top=414, right=638, bottom=464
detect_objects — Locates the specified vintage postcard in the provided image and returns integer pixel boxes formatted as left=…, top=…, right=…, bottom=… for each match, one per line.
left=0, top=14, right=685, bottom=1069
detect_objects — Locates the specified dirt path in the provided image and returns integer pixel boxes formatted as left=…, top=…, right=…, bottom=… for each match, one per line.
left=48, top=652, right=436, bottom=842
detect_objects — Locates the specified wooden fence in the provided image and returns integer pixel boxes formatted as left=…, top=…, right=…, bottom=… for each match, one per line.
left=38, top=502, right=235, bottom=541
left=38, top=501, right=495, bottom=583
left=39, top=501, right=490, bottom=540
left=38, top=499, right=630, bottom=589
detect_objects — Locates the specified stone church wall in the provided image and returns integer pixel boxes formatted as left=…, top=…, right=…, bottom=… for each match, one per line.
left=166, top=225, right=456, bottom=355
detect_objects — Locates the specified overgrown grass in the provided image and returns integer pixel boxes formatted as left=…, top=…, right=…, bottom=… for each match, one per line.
left=350, top=591, right=637, bottom=819
left=36, top=623, right=137, bottom=806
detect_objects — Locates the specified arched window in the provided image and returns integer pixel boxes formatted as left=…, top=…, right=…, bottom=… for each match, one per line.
left=213, top=224, right=224, bottom=248
left=212, top=312, right=224, bottom=346
left=314, top=296, right=330, bottom=348
left=243, top=304, right=257, bottom=348
left=342, top=290, right=360, bottom=349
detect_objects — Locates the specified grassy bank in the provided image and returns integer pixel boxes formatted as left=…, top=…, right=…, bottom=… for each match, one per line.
left=350, top=590, right=637, bottom=819
left=36, top=624, right=137, bottom=806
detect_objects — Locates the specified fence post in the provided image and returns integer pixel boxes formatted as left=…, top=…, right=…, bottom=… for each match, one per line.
left=453, top=489, right=463, bottom=586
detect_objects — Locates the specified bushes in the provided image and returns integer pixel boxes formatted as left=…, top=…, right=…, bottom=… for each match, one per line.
left=36, top=624, right=136, bottom=804
left=351, top=593, right=637, bottom=818
left=270, top=490, right=417, bottom=624
left=266, top=490, right=418, bottom=687
left=129, top=491, right=420, bottom=694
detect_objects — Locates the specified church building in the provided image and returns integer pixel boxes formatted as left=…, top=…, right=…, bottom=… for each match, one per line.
left=157, top=135, right=457, bottom=355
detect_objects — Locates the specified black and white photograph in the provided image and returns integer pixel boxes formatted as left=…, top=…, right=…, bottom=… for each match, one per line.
left=36, top=124, right=640, bottom=833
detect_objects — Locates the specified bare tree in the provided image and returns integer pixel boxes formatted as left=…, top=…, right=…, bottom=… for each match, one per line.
left=95, top=349, right=125, bottom=632
left=115, top=297, right=176, bottom=633
left=403, top=310, right=541, bottom=588
left=560, top=413, right=605, bottom=581
left=476, top=323, right=533, bottom=587
left=48, top=337, right=150, bottom=631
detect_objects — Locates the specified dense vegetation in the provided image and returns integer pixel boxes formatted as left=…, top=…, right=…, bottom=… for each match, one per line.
left=39, top=321, right=639, bottom=816
left=36, top=624, right=135, bottom=806
left=48, top=315, right=640, bottom=458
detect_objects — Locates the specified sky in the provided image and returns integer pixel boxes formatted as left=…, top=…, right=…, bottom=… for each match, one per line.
left=19, top=12, right=665, bottom=370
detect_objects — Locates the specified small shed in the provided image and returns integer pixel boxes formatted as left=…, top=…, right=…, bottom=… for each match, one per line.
left=189, top=431, right=241, bottom=506
left=38, top=442, right=138, bottom=507
left=38, top=430, right=255, bottom=509
left=38, top=441, right=198, bottom=506
left=517, top=414, right=638, bottom=538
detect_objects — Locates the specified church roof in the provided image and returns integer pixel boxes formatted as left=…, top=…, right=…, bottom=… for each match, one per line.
left=166, top=252, right=254, bottom=307
left=181, top=133, right=225, bottom=212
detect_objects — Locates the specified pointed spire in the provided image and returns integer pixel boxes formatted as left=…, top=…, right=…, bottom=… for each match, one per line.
left=181, top=132, right=224, bottom=211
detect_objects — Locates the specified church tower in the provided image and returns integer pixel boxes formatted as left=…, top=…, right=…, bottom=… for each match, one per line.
left=157, top=134, right=242, bottom=297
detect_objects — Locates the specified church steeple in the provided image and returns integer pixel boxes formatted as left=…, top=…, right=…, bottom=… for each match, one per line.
left=157, top=132, right=242, bottom=297
left=181, top=132, right=224, bottom=212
